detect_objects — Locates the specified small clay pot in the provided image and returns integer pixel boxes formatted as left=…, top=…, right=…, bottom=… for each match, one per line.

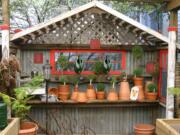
left=86, top=86, right=96, bottom=100
left=119, top=81, right=130, bottom=100
left=19, top=122, right=38, bottom=135
left=58, top=85, right=70, bottom=93
left=77, top=92, right=88, bottom=103
left=71, top=85, right=79, bottom=101
left=58, top=92, right=69, bottom=101
left=137, top=85, right=144, bottom=101
left=146, top=92, right=157, bottom=100
left=134, top=124, right=155, bottom=135
left=107, top=89, right=118, bottom=101
left=134, top=77, right=144, bottom=86
left=48, top=87, right=58, bottom=96
left=97, top=91, right=105, bottom=100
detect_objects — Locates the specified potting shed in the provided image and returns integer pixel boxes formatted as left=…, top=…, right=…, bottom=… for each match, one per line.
left=8, top=1, right=179, bottom=134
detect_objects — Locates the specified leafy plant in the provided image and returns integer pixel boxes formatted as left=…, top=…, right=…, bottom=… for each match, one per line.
left=0, top=75, right=44, bottom=121
left=72, top=75, right=80, bottom=85
left=103, top=56, right=112, bottom=74
left=74, top=56, right=84, bottom=74
left=57, top=54, right=69, bottom=72
left=60, top=75, right=68, bottom=85
left=133, top=67, right=143, bottom=77
left=111, top=76, right=117, bottom=89
left=97, top=83, right=105, bottom=91
left=93, top=61, right=105, bottom=74
left=147, top=83, right=157, bottom=93
left=132, top=46, right=144, bottom=60
left=87, top=74, right=96, bottom=85
left=119, top=72, right=127, bottom=80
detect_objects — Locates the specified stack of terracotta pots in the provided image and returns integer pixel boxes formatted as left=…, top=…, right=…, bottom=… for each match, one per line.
left=133, top=77, right=144, bottom=101
left=58, top=84, right=70, bottom=101
left=119, top=79, right=130, bottom=100
left=134, top=124, right=155, bottom=135
left=86, top=84, right=96, bottom=100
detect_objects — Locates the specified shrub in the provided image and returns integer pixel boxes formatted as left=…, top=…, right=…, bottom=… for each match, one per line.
left=97, top=83, right=105, bottom=91
left=147, top=83, right=157, bottom=93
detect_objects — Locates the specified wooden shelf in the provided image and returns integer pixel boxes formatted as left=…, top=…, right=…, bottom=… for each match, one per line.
left=28, top=99, right=159, bottom=108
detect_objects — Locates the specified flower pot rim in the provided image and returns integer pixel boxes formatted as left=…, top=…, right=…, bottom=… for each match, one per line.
left=19, top=121, right=38, bottom=134
left=134, top=124, right=155, bottom=131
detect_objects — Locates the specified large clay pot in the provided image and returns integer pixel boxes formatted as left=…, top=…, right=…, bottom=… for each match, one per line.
left=134, top=77, right=144, bottom=86
left=58, top=92, right=69, bottom=101
left=86, top=85, right=96, bottom=100
left=119, top=81, right=130, bottom=100
left=137, top=86, right=144, bottom=101
left=58, top=85, right=70, bottom=93
left=97, top=91, right=105, bottom=100
left=134, top=124, right=155, bottom=135
left=77, top=92, right=88, bottom=103
left=107, top=89, right=118, bottom=101
left=48, top=87, right=58, bottom=96
left=71, top=85, right=79, bottom=101
left=19, top=122, right=38, bottom=135
left=146, top=92, right=157, bottom=100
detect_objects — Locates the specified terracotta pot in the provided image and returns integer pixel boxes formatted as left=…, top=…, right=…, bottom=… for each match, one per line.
left=58, top=85, right=70, bottom=93
left=86, top=86, right=96, bottom=100
left=97, top=91, right=105, bottom=100
left=77, top=92, right=88, bottom=103
left=134, top=124, right=155, bottom=135
left=146, top=92, right=157, bottom=100
left=88, top=84, right=93, bottom=89
left=19, top=122, right=38, bottom=135
left=107, top=89, right=118, bottom=101
left=119, top=81, right=130, bottom=100
left=145, top=81, right=153, bottom=92
left=58, top=92, right=69, bottom=101
left=71, top=85, right=79, bottom=101
left=134, top=77, right=144, bottom=86
left=48, top=87, right=58, bottom=96
left=137, top=86, right=144, bottom=101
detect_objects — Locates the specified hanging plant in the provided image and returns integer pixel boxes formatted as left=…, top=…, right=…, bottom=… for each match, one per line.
left=132, top=46, right=144, bottom=60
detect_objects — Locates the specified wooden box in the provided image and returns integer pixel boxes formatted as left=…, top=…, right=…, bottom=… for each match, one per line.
left=0, top=118, right=20, bottom=135
left=156, top=119, right=180, bottom=135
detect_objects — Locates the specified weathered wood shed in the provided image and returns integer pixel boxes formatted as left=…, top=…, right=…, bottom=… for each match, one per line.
left=9, top=1, right=175, bottom=134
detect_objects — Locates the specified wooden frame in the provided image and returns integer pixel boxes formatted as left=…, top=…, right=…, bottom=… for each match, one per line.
left=50, top=49, right=126, bottom=75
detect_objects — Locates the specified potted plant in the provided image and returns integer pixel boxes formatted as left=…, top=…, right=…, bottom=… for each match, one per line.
left=86, top=74, right=96, bottom=100
left=58, top=75, right=70, bottom=101
left=103, top=56, right=112, bottom=75
left=133, top=67, right=144, bottom=86
left=90, top=38, right=101, bottom=49
left=93, top=61, right=105, bottom=75
left=71, top=76, right=80, bottom=101
left=119, top=72, right=130, bottom=100
left=96, top=83, right=105, bottom=100
left=146, top=83, right=158, bottom=100
left=0, top=75, right=44, bottom=135
left=74, top=55, right=84, bottom=74
left=107, top=76, right=118, bottom=101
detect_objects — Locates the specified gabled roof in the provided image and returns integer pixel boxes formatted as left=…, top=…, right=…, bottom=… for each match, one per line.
left=11, top=0, right=168, bottom=45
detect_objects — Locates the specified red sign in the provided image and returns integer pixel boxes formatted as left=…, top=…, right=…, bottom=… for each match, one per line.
left=34, top=52, right=43, bottom=64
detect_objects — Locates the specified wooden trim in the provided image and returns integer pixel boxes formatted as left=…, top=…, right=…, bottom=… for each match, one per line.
left=167, top=0, right=180, bottom=10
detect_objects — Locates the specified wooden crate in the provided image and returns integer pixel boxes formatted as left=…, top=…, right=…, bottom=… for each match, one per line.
left=156, top=119, right=180, bottom=135
left=0, top=118, right=20, bottom=135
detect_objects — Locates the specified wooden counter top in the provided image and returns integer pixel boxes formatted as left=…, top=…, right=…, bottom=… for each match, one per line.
left=28, top=100, right=159, bottom=108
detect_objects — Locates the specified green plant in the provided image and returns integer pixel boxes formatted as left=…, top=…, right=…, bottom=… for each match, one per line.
left=74, top=56, right=84, bottom=74
left=169, top=87, right=180, bottom=95
left=119, top=72, right=127, bottom=80
left=93, top=61, right=104, bottom=74
left=97, top=83, right=105, bottom=91
left=87, top=74, right=96, bottom=85
left=60, top=75, right=68, bottom=85
left=147, top=83, right=157, bottom=93
left=0, top=75, right=44, bottom=121
left=133, top=67, right=143, bottom=77
left=72, top=75, right=80, bottom=85
left=111, top=76, right=117, bottom=89
left=57, top=54, right=69, bottom=72
left=132, top=46, right=144, bottom=60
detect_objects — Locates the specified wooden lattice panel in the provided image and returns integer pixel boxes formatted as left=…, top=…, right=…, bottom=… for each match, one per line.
left=30, top=13, right=147, bottom=46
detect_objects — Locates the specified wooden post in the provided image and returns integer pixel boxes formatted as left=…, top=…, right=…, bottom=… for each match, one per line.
left=2, top=0, right=10, bottom=25
left=166, top=26, right=177, bottom=118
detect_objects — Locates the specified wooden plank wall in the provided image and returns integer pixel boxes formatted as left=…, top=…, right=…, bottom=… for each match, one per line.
left=20, top=50, right=158, bottom=77
left=29, top=105, right=165, bottom=135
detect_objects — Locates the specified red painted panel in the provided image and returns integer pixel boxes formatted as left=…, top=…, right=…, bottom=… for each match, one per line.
left=34, top=52, right=43, bottom=64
